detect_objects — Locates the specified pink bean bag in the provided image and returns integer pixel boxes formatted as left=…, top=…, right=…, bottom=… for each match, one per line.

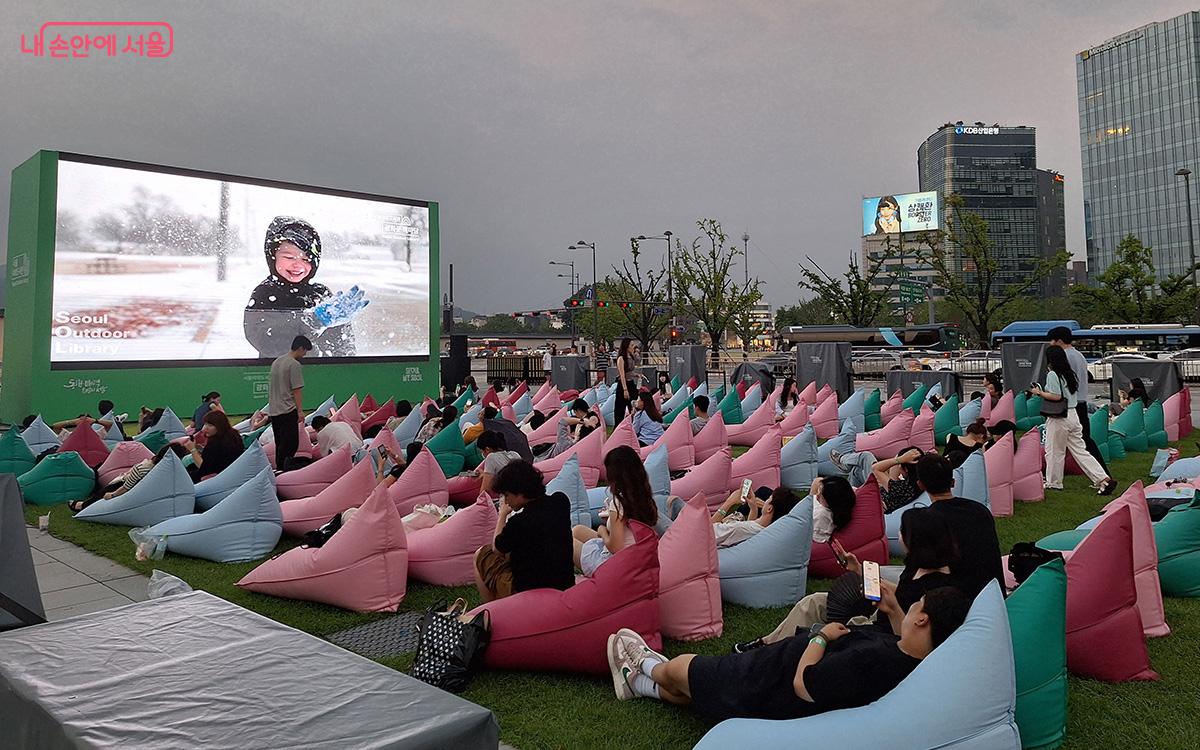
left=693, top=411, right=727, bottom=464
left=673, top=447, right=733, bottom=509
left=361, top=398, right=396, bottom=432
left=447, top=474, right=483, bottom=504
left=407, top=494, right=498, bottom=585
left=729, top=425, right=782, bottom=493
left=533, top=386, right=561, bottom=413
left=388, top=447, right=450, bottom=515
left=809, top=476, right=889, bottom=578
left=531, top=380, right=552, bottom=403
left=472, top=520, right=660, bottom=674
left=909, top=405, right=936, bottom=452
left=855, top=408, right=915, bottom=458
left=97, top=441, right=154, bottom=486
left=736, top=381, right=748, bottom=399
left=984, top=432, right=1015, bottom=517
left=800, top=381, right=818, bottom=403
left=501, top=403, right=518, bottom=422
left=880, top=390, right=904, bottom=425
left=480, top=385, right=501, bottom=409
left=276, top=445, right=353, bottom=500
left=503, top=380, right=529, bottom=406
left=523, top=408, right=562, bottom=445
left=331, top=394, right=363, bottom=437
left=535, top=426, right=604, bottom=486
left=263, top=425, right=316, bottom=469
left=777, top=398, right=811, bottom=436
left=279, top=457, right=378, bottom=537
left=1182, top=387, right=1194, bottom=437
left=368, top=427, right=402, bottom=458
left=237, top=484, right=408, bottom=612
left=727, top=400, right=776, bottom=447
left=657, top=493, right=722, bottom=641
left=1163, top=390, right=1183, bottom=442
left=980, top=392, right=993, bottom=422
left=361, top=393, right=379, bottom=412
left=602, top=417, right=640, bottom=481
left=809, top=394, right=840, bottom=440
left=1065, top=505, right=1157, bottom=682
left=560, top=389, right=581, bottom=403
left=1012, top=429, right=1046, bottom=503
left=986, top=390, right=1015, bottom=428
left=58, top=423, right=111, bottom=468
left=639, top=410, right=695, bottom=471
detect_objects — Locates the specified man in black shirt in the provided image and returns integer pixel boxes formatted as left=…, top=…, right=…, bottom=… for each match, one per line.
left=606, top=586, right=971, bottom=720
left=915, top=454, right=1006, bottom=598
left=473, top=459, right=575, bottom=601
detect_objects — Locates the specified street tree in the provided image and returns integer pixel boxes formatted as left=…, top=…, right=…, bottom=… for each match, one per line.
left=797, top=246, right=897, bottom=328
left=1069, top=234, right=1200, bottom=324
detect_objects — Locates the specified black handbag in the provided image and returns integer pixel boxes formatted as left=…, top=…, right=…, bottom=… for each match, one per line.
left=411, top=598, right=490, bottom=693
left=1007, top=543, right=1064, bottom=586
left=1037, top=380, right=1070, bottom=419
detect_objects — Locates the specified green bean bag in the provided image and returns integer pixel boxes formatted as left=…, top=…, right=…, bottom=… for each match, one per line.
left=710, top=386, right=725, bottom=404
left=463, top=441, right=484, bottom=472
left=1007, top=559, right=1068, bottom=750
left=1014, top=393, right=1028, bottom=430
left=933, top=394, right=962, bottom=446
left=1105, top=409, right=1127, bottom=462
left=1025, top=395, right=1045, bottom=429
left=242, top=425, right=268, bottom=448
left=902, top=383, right=929, bottom=416
left=663, top=397, right=693, bottom=425
left=1156, top=493, right=1200, bottom=598
left=425, top=422, right=466, bottom=477
left=864, top=388, right=882, bottom=431
left=1015, top=393, right=1045, bottom=432
left=1145, top=400, right=1168, bottom=449
left=1110, top=402, right=1148, bottom=453
left=716, top=388, right=744, bottom=426
left=135, top=429, right=169, bottom=455
left=451, top=388, right=476, bottom=411
left=670, top=375, right=682, bottom=392
left=0, top=428, right=36, bottom=476
left=17, top=452, right=95, bottom=506
left=1037, top=528, right=1087, bottom=552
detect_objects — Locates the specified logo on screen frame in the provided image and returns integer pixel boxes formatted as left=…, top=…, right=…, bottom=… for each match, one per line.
left=10, top=253, right=30, bottom=286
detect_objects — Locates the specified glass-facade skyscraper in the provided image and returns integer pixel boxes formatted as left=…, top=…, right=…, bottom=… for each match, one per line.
left=917, top=123, right=1065, bottom=295
left=1077, top=11, right=1200, bottom=280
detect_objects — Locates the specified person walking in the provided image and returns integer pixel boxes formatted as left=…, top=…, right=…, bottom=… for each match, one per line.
left=1048, top=326, right=1109, bottom=475
left=1033, top=345, right=1118, bottom=495
left=269, top=335, right=312, bottom=471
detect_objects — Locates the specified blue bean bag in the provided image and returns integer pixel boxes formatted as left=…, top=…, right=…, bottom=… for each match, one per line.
left=958, top=397, right=983, bottom=429
left=17, top=452, right=95, bottom=506
left=513, top=392, right=534, bottom=424
left=19, top=416, right=61, bottom=456
left=1157, top=455, right=1200, bottom=483
left=717, top=497, right=813, bottom=608
left=391, top=407, right=424, bottom=448
left=740, top=384, right=764, bottom=416
left=75, top=452, right=194, bottom=526
left=583, top=444, right=673, bottom=531
left=837, top=388, right=866, bottom=433
left=458, top=402, right=483, bottom=430
left=817, top=420, right=858, bottom=477
left=781, top=424, right=818, bottom=491
left=885, top=493, right=933, bottom=557
left=302, top=395, right=337, bottom=426
left=143, top=468, right=281, bottom=563
left=600, top=392, right=616, bottom=428
left=194, top=442, right=273, bottom=511
left=97, top=418, right=126, bottom=449
left=694, top=582, right=1020, bottom=750
left=547, top=454, right=590, bottom=527
left=144, top=407, right=187, bottom=442
left=954, top=450, right=990, bottom=509
left=662, top=386, right=691, bottom=415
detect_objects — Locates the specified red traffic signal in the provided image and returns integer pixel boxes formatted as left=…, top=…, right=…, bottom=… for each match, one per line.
left=595, top=301, right=609, bottom=308
left=619, top=302, right=631, bottom=309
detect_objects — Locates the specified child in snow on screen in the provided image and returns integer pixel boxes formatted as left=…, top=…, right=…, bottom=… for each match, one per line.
left=243, top=216, right=369, bottom=358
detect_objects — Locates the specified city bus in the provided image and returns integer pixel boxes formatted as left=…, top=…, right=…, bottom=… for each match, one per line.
left=991, top=320, right=1200, bottom=353
left=779, top=324, right=963, bottom=352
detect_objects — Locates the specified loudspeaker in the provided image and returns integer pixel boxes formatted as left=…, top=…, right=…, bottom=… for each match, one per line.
left=442, top=334, right=470, bottom=391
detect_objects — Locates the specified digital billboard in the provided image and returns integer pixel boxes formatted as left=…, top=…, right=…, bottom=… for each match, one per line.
left=862, top=191, right=940, bottom=236
left=50, top=155, right=431, bottom=367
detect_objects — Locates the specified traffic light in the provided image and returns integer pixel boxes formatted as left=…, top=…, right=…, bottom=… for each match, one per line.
left=595, top=301, right=609, bottom=308
left=568, top=299, right=581, bottom=307
left=669, top=327, right=680, bottom=341
left=618, top=302, right=631, bottom=309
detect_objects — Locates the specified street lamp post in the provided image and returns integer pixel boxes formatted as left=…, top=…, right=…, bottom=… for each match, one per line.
left=742, top=232, right=750, bottom=286
left=634, top=231, right=674, bottom=342
left=1177, top=168, right=1198, bottom=323
left=569, top=241, right=597, bottom=363
left=549, top=260, right=577, bottom=340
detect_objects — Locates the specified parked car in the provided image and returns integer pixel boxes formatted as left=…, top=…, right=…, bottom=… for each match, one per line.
left=851, top=350, right=902, bottom=377
left=1087, top=353, right=1155, bottom=382
left=946, top=350, right=1002, bottom=375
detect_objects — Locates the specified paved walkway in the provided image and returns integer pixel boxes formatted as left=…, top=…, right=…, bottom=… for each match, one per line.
left=26, top=526, right=148, bottom=620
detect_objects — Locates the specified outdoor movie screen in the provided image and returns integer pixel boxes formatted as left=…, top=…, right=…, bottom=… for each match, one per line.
left=49, top=156, right=431, bottom=367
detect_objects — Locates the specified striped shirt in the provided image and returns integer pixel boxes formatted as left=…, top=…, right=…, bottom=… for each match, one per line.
left=119, top=460, right=154, bottom=493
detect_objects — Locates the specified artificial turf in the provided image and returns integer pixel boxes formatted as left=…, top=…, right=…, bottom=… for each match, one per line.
left=21, top=445, right=1200, bottom=750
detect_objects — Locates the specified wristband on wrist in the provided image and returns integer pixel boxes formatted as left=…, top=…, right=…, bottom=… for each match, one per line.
left=809, top=635, right=827, bottom=648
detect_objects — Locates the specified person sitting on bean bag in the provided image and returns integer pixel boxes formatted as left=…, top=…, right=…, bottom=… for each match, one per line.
left=572, top=446, right=658, bottom=576
left=708, top=484, right=818, bottom=549
left=690, top=395, right=711, bottom=436
left=473, top=460, right=575, bottom=602
left=605, top=586, right=971, bottom=719
left=71, top=444, right=187, bottom=512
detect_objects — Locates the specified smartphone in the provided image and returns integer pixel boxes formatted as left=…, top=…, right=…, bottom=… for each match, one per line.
left=740, top=478, right=753, bottom=502
left=862, top=560, right=882, bottom=602
left=830, top=540, right=847, bottom=567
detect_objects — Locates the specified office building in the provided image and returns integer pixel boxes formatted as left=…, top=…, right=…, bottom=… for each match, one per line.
left=1077, top=11, right=1200, bottom=280
left=1036, top=169, right=1068, bottom=296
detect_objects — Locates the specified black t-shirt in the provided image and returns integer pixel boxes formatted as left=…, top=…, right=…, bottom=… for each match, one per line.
left=687, top=628, right=919, bottom=722
left=874, top=570, right=959, bottom=634
left=927, top=498, right=1005, bottom=598
left=194, top=437, right=244, bottom=480
left=494, top=492, right=575, bottom=593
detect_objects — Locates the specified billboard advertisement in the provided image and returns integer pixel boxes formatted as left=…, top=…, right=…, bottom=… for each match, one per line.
left=50, top=155, right=430, bottom=367
left=862, top=191, right=940, bottom=236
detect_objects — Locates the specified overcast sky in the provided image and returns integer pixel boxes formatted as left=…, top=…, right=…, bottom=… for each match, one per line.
left=2, top=0, right=1196, bottom=314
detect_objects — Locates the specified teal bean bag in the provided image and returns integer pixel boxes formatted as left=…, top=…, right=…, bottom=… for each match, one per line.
left=934, top=394, right=962, bottom=446
left=425, top=421, right=466, bottom=477
left=1155, top=493, right=1200, bottom=598
left=143, top=468, right=281, bottom=563
left=18, top=452, right=95, bottom=506
left=902, top=383, right=929, bottom=415
left=1145, top=400, right=1168, bottom=449
left=75, top=452, right=194, bottom=526
left=1025, top=395, right=1045, bottom=430
left=195, top=442, right=272, bottom=511
left=864, top=388, right=882, bottom=431
left=134, top=429, right=169, bottom=455
left=1006, top=560, right=1068, bottom=750
left=716, top=388, right=744, bottom=426
left=717, top=498, right=813, bottom=608
left=1088, top=407, right=1111, bottom=463
left=1037, top=528, right=1087, bottom=552
left=0, top=428, right=36, bottom=476
left=1110, top=402, right=1148, bottom=453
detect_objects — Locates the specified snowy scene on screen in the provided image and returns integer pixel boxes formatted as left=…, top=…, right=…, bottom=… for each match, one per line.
left=50, top=158, right=431, bottom=364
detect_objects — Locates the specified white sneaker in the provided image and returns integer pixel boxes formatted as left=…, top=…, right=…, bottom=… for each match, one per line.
left=615, top=627, right=667, bottom=670
left=606, top=634, right=636, bottom=700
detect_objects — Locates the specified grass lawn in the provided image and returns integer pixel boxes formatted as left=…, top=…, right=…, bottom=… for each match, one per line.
left=21, top=444, right=1200, bottom=749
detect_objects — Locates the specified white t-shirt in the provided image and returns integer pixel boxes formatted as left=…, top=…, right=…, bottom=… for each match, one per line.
left=812, top=499, right=836, bottom=543
left=543, top=352, right=553, bottom=371
left=315, top=421, right=363, bottom=457
left=713, top=519, right=764, bottom=548
left=599, top=493, right=637, bottom=548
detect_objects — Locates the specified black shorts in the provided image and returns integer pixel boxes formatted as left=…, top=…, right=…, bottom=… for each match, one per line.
left=686, top=638, right=820, bottom=722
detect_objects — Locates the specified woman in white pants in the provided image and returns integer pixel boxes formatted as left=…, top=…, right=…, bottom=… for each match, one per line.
left=1032, top=345, right=1118, bottom=495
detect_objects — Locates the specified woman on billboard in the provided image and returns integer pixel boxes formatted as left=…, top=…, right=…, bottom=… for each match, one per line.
left=872, top=195, right=902, bottom=234
left=243, top=216, right=369, bottom=358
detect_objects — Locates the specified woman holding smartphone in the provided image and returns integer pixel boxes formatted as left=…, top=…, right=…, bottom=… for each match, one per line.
left=613, top=338, right=642, bottom=426
left=1030, top=345, right=1117, bottom=495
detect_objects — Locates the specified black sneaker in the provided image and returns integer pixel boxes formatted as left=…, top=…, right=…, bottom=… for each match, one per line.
left=732, top=638, right=765, bottom=654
